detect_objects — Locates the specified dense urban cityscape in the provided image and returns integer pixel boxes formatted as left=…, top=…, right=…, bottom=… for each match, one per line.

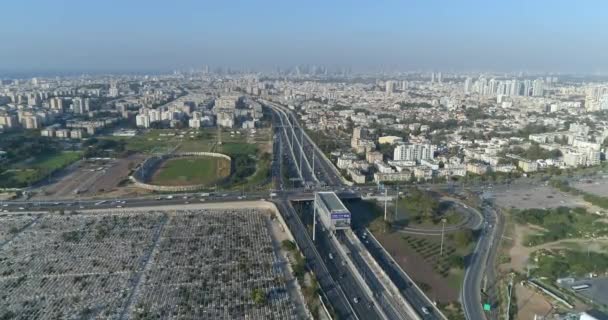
left=1, top=1, right=608, bottom=320
left=0, top=67, right=607, bottom=320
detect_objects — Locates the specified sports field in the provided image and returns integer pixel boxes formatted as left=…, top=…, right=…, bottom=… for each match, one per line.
left=149, top=156, right=231, bottom=186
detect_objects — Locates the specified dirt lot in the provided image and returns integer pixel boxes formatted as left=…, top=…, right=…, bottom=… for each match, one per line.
left=515, top=284, right=553, bottom=320
left=33, top=154, right=145, bottom=199
left=506, top=224, right=608, bottom=273
left=573, top=175, right=608, bottom=197
left=373, top=232, right=461, bottom=303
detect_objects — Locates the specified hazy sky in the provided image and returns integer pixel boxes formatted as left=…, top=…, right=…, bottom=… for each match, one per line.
left=1, top=0, right=607, bottom=74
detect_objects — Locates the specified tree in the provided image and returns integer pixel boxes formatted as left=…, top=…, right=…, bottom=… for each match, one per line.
left=454, top=230, right=474, bottom=249
left=251, top=288, right=267, bottom=305
left=281, top=240, right=297, bottom=252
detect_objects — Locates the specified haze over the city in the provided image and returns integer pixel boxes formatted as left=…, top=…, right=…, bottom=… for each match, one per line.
left=1, top=0, right=607, bottom=75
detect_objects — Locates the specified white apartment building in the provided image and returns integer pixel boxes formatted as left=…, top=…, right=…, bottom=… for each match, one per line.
left=136, top=114, right=150, bottom=128
left=393, top=144, right=436, bottom=162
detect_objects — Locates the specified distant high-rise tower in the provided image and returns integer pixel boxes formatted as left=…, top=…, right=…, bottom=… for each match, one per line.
left=109, top=81, right=119, bottom=97
left=523, top=80, right=532, bottom=96
left=488, top=79, right=497, bottom=96
left=510, top=80, right=520, bottom=96
left=464, top=77, right=472, bottom=94
left=431, top=72, right=435, bottom=83
left=385, top=81, right=394, bottom=94
left=437, top=72, right=442, bottom=84
left=532, top=79, right=544, bottom=97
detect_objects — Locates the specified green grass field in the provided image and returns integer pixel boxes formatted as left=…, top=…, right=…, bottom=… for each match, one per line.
left=1, top=151, right=82, bottom=188
left=149, top=156, right=230, bottom=186
left=104, top=128, right=271, bottom=154
left=27, top=151, right=82, bottom=171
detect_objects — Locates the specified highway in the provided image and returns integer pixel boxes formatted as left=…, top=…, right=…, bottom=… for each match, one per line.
left=262, top=99, right=344, bottom=187
left=336, top=231, right=411, bottom=320
left=313, top=223, right=384, bottom=320
left=276, top=200, right=367, bottom=320
left=357, top=228, right=445, bottom=320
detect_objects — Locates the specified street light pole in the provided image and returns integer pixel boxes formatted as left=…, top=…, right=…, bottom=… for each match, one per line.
left=384, top=188, right=388, bottom=221
left=299, top=130, right=303, bottom=179
left=394, top=185, right=399, bottom=220
left=440, top=218, right=447, bottom=256
left=313, top=193, right=317, bottom=242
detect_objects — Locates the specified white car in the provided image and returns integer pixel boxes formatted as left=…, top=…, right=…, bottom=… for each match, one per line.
left=421, top=307, right=430, bottom=315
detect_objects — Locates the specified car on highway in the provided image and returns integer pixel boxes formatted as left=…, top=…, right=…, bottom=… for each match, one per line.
left=421, top=306, right=431, bottom=315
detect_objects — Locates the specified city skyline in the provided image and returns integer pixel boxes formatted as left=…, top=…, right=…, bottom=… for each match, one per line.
left=1, top=0, right=607, bottom=74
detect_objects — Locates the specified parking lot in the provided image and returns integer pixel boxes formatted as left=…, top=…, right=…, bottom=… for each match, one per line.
left=491, top=184, right=586, bottom=210
left=563, top=277, right=608, bottom=306
left=0, top=208, right=302, bottom=319
left=34, top=155, right=145, bottom=199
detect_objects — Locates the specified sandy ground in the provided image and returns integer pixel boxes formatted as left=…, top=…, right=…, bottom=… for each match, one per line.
left=33, top=155, right=144, bottom=199
left=573, top=175, right=608, bottom=197
left=507, top=224, right=608, bottom=273
left=374, top=232, right=459, bottom=302
left=515, top=284, right=553, bottom=320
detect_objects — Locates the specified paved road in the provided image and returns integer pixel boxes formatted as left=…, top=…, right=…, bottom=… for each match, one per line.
left=336, top=231, right=409, bottom=320
left=275, top=200, right=366, bottom=320
left=358, top=228, right=445, bottom=320
left=461, top=203, right=503, bottom=320
left=262, top=99, right=344, bottom=187
left=313, top=224, right=383, bottom=320
left=395, top=197, right=483, bottom=236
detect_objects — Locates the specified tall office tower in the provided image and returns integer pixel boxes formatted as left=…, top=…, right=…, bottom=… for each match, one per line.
left=497, top=82, right=506, bottom=96
left=510, top=80, right=520, bottom=96
left=401, top=81, right=408, bottom=91
left=431, top=72, right=435, bottom=83
left=532, top=79, right=544, bottom=97
left=464, top=77, right=472, bottom=94
left=523, top=80, right=532, bottom=96
left=385, top=80, right=395, bottom=94
left=437, top=72, right=442, bottom=84
left=477, top=77, right=488, bottom=96
left=488, top=79, right=497, bottom=96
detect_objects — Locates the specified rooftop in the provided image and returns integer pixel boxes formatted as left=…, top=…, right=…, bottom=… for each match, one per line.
left=317, top=191, right=348, bottom=213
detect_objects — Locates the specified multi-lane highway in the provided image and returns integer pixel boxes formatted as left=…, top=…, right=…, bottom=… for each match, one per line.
left=276, top=200, right=372, bottom=320
left=357, top=228, right=445, bottom=320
